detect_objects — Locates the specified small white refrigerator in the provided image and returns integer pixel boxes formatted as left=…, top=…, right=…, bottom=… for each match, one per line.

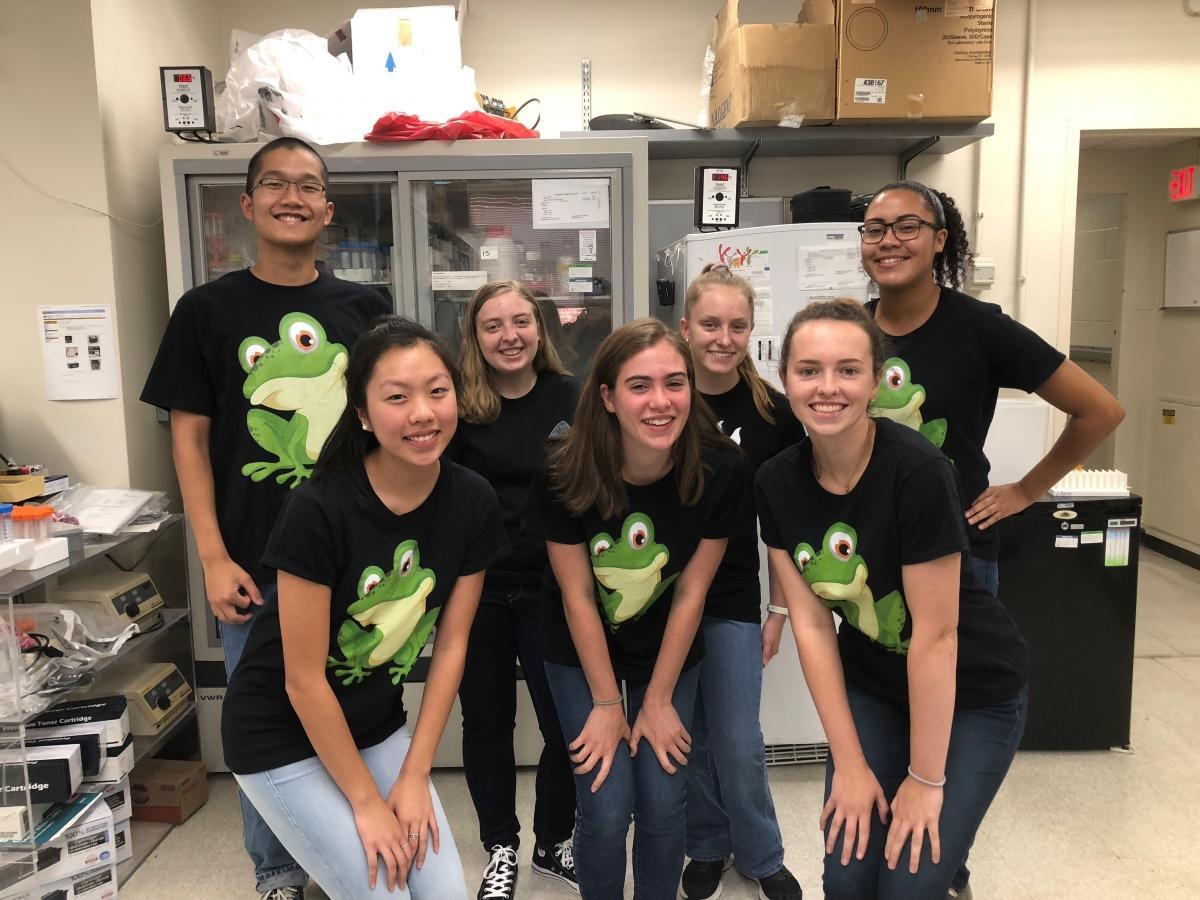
left=657, top=223, right=873, bottom=763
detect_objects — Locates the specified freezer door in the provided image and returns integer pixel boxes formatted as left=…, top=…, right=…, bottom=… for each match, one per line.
left=409, top=173, right=621, bottom=374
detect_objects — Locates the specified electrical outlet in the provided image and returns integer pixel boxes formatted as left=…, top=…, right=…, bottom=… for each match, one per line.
left=970, top=256, right=997, bottom=286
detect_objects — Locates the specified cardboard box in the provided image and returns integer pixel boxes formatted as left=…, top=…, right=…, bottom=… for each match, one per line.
left=129, top=759, right=207, bottom=825
left=34, top=802, right=114, bottom=884
left=834, top=0, right=994, bottom=122
left=0, top=477, right=44, bottom=503
left=326, top=2, right=468, bottom=62
left=96, top=779, right=131, bottom=825
left=112, top=819, right=131, bottom=865
left=708, top=0, right=836, bottom=128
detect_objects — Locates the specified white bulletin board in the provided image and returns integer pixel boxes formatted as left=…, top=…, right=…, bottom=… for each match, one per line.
left=1165, top=227, right=1200, bottom=308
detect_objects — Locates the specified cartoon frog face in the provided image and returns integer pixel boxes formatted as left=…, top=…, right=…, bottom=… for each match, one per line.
left=589, top=513, right=675, bottom=626
left=348, top=540, right=434, bottom=620
left=591, top=514, right=668, bottom=576
left=239, top=312, right=346, bottom=403
left=870, top=357, right=925, bottom=413
left=794, top=523, right=868, bottom=602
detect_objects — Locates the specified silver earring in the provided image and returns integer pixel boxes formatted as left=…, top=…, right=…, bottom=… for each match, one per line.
left=361, top=423, right=370, bottom=432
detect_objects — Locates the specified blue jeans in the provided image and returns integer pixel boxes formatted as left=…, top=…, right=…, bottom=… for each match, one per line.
left=236, top=726, right=466, bottom=900
left=222, top=588, right=306, bottom=892
left=822, top=685, right=1028, bottom=900
left=545, top=661, right=700, bottom=900
left=686, top=617, right=785, bottom=879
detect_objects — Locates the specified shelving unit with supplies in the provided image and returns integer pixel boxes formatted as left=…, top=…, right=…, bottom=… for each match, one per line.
left=0, top=515, right=196, bottom=892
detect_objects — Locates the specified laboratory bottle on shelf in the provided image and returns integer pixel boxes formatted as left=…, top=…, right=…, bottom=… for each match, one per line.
left=480, top=227, right=523, bottom=283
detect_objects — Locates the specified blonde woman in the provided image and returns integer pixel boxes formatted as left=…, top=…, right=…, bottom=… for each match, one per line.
left=450, top=281, right=579, bottom=899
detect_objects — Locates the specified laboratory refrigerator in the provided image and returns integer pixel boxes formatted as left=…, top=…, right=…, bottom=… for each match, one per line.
left=657, top=222, right=871, bottom=391
left=657, top=222, right=873, bottom=761
left=994, top=494, right=1142, bottom=751
left=158, top=138, right=648, bottom=770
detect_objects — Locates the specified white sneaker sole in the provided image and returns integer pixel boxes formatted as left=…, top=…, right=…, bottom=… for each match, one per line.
left=531, top=862, right=580, bottom=894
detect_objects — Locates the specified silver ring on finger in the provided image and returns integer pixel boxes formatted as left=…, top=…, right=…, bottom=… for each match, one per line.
left=409, top=832, right=420, bottom=841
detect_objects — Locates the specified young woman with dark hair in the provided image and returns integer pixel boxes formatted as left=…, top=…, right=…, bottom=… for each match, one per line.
left=756, top=300, right=1030, bottom=899
left=861, top=181, right=1123, bottom=897
left=531, top=319, right=745, bottom=900
left=677, top=264, right=804, bottom=900
left=221, top=317, right=509, bottom=900
left=449, top=281, right=579, bottom=899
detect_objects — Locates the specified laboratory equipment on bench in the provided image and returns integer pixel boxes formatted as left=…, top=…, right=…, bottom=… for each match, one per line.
left=51, top=571, right=165, bottom=633
left=86, top=663, right=192, bottom=737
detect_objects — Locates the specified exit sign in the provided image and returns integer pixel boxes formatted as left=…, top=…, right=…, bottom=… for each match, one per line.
left=1170, top=165, right=1198, bottom=202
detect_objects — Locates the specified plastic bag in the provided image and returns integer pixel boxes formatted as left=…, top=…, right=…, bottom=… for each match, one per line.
left=49, top=485, right=167, bottom=535
left=366, top=110, right=539, bottom=142
left=217, top=28, right=375, bottom=144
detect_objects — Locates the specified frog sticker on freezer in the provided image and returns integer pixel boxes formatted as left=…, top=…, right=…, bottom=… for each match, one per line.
left=328, top=540, right=439, bottom=686
left=239, top=313, right=349, bottom=488
left=590, top=513, right=679, bottom=629
left=869, top=357, right=947, bottom=449
left=794, top=523, right=909, bottom=654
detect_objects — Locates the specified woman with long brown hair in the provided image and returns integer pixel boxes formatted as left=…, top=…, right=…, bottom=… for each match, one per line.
left=532, top=318, right=745, bottom=900
left=449, top=281, right=578, bottom=900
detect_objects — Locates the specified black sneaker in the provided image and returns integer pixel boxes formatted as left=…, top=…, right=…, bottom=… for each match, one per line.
left=679, top=856, right=732, bottom=900
left=260, top=889, right=304, bottom=900
left=757, top=865, right=802, bottom=900
left=532, top=838, right=579, bottom=893
left=477, top=844, right=518, bottom=900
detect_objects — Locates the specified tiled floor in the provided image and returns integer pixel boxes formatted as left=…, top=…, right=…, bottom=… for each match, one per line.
left=122, top=550, right=1200, bottom=899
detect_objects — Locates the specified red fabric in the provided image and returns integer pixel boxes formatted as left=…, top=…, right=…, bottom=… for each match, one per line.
left=365, top=110, right=539, bottom=142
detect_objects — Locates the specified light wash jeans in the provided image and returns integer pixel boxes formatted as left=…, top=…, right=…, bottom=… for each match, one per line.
left=545, top=661, right=700, bottom=900
left=686, top=616, right=786, bottom=879
left=235, top=725, right=466, bottom=900
left=222, top=592, right=307, bottom=893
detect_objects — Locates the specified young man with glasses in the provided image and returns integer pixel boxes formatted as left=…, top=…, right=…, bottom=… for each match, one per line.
left=141, top=137, right=390, bottom=900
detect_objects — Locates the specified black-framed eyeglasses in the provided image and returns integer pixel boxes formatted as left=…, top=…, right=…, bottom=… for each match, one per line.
left=857, top=217, right=939, bottom=244
left=251, top=177, right=327, bottom=197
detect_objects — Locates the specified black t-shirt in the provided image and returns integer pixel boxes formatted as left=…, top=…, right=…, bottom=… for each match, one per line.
left=140, top=269, right=390, bottom=587
left=701, top=377, right=806, bottom=622
left=221, top=461, right=508, bottom=774
left=755, top=418, right=1028, bottom=710
left=449, top=373, right=578, bottom=591
left=531, top=444, right=746, bottom=683
left=866, top=288, right=1065, bottom=560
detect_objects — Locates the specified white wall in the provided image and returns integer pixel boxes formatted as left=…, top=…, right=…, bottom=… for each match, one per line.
left=90, top=0, right=225, bottom=497
left=0, top=1, right=129, bottom=485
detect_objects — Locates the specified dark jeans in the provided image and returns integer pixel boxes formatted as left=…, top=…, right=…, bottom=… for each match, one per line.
left=458, top=586, right=575, bottom=851
left=221, top=587, right=306, bottom=893
left=545, top=661, right=700, bottom=900
left=822, top=685, right=1028, bottom=900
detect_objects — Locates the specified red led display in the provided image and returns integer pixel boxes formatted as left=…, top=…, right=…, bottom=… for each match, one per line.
left=710, top=173, right=730, bottom=182
left=173, top=73, right=193, bottom=83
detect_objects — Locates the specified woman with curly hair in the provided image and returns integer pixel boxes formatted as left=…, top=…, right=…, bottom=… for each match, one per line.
left=859, top=181, right=1124, bottom=897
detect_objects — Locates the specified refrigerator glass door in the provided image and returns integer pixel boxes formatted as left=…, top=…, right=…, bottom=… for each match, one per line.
left=411, top=175, right=617, bottom=373
left=188, top=176, right=399, bottom=307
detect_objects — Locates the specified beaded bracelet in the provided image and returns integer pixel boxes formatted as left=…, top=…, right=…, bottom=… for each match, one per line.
left=907, top=765, right=947, bottom=788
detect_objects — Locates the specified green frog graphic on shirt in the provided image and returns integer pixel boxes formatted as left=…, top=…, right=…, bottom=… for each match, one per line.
left=238, top=313, right=348, bottom=488
left=590, top=513, right=679, bottom=629
left=328, top=540, right=440, bottom=686
left=794, top=523, right=909, bottom=654
left=869, top=357, right=947, bottom=449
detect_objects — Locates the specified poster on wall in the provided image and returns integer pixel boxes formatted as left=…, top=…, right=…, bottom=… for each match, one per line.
left=38, top=305, right=120, bottom=401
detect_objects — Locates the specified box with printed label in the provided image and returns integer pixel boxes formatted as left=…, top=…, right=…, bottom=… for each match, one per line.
left=707, top=0, right=836, bottom=128
left=112, top=818, right=131, bottom=864
left=834, top=0, right=994, bottom=123
left=130, top=758, right=208, bottom=825
left=33, top=801, right=115, bottom=884
left=96, top=778, right=130, bottom=824
left=39, top=861, right=117, bottom=900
